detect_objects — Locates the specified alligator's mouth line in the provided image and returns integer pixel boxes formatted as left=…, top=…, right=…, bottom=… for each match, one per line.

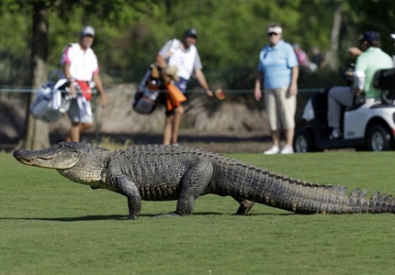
left=19, top=155, right=55, bottom=159
left=15, top=154, right=66, bottom=168
left=36, top=156, right=58, bottom=161
left=15, top=155, right=59, bottom=166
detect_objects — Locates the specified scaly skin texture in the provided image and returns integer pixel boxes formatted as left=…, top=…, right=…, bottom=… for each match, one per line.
left=13, top=142, right=395, bottom=219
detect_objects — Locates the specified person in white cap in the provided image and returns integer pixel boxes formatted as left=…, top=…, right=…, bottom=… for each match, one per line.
left=254, top=22, right=299, bottom=155
left=60, top=25, right=107, bottom=142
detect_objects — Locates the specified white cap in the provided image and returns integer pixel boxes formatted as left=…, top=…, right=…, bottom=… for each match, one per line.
left=267, top=26, right=282, bottom=34
left=391, top=34, right=395, bottom=40
left=80, top=26, right=95, bottom=37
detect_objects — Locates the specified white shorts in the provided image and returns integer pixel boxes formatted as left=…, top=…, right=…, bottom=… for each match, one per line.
left=67, top=97, right=93, bottom=124
left=264, top=86, right=296, bottom=131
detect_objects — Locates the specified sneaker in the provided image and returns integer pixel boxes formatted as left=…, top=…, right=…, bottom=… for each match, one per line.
left=330, top=129, right=342, bottom=139
left=280, top=145, right=294, bottom=154
left=264, top=145, right=280, bottom=155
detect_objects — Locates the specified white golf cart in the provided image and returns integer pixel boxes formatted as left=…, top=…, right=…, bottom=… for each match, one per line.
left=293, top=67, right=395, bottom=152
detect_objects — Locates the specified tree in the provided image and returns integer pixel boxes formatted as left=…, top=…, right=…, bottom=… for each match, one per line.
left=24, top=1, right=50, bottom=149
left=326, top=1, right=343, bottom=70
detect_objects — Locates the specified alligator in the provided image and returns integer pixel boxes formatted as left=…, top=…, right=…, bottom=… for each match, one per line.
left=13, top=142, right=395, bottom=219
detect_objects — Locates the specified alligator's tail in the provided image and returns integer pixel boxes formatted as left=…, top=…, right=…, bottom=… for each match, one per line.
left=261, top=180, right=395, bottom=214
left=221, top=166, right=395, bottom=214
left=214, top=157, right=395, bottom=214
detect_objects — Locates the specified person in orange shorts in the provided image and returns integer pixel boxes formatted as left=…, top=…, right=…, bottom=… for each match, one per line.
left=156, top=28, right=213, bottom=145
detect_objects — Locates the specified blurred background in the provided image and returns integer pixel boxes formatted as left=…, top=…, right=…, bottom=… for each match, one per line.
left=1, top=0, right=395, bottom=151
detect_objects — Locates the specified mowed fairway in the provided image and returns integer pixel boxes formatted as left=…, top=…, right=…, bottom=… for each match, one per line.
left=1, top=150, right=395, bottom=274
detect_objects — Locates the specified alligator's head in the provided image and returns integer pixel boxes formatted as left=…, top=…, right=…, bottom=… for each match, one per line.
left=13, top=142, right=87, bottom=169
left=13, top=142, right=110, bottom=184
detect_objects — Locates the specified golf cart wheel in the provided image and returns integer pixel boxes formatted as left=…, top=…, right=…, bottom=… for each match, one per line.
left=293, top=128, right=315, bottom=153
left=367, top=125, right=393, bottom=151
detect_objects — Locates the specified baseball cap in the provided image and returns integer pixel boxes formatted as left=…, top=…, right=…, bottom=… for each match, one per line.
left=80, top=26, right=95, bottom=37
left=184, top=28, right=198, bottom=38
left=359, top=30, right=380, bottom=44
left=267, top=26, right=282, bottom=34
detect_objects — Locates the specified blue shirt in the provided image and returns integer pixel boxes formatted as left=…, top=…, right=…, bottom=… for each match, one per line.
left=258, top=40, right=298, bottom=90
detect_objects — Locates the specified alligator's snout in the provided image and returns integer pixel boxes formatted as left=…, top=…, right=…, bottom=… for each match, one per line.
left=13, top=148, right=27, bottom=159
left=13, top=148, right=36, bottom=165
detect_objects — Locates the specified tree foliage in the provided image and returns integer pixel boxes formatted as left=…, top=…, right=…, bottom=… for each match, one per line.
left=346, top=0, right=395, bottom=55
left=4, top=0, right=393, bottom=87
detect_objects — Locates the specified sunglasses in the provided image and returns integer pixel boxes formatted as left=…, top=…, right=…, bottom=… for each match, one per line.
left=268, top=32, right=279, bottom=36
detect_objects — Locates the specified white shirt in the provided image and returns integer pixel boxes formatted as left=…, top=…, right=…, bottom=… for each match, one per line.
left=60, top=43, right=99, bottom=81
left=159, top=39, right=202, bottom=80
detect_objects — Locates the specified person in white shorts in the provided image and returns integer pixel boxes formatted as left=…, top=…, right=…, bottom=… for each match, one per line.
left=254, top=23, right=299, bottom=155
left=60, top=25, right=107, bottom=142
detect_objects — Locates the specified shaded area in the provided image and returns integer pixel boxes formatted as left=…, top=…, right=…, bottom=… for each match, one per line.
left=0, top=212, right=292, bottom=222
left=0, top=99, right=26, bottom=151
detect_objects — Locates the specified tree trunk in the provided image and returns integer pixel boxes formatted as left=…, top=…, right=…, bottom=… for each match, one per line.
left=22, top=2, right=50, bottom=150
left=326, top=1, right=342, bottom=70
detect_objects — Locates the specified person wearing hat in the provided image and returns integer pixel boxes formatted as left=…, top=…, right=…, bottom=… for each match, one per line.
left=327, top=30, right=393, bottom=139
left=254, top=22, right=299, bottom=155
left=350, top=33, right=395, bottom=65
left=349, top=33, right=395, bottom=59
left=156, top=28, right=213, bottom=145
left=60, top=25, right=107, bottom=142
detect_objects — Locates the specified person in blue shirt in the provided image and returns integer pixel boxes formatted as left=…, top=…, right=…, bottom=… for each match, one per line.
left=254, top=22, right=299, bottom=154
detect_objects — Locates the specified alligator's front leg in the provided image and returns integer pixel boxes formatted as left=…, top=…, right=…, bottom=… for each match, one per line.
left=116, top=175, right=142, bottom=220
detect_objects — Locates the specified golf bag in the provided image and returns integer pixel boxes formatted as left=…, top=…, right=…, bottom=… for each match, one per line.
left=30, top=79, right=72, bottom=123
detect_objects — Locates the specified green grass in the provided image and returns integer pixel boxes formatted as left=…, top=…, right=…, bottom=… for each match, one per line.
left=1, top=151, right=395, bottom=274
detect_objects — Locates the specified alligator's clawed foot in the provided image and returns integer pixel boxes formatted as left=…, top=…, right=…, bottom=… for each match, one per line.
left=151, top=212, right=182, bottom=218
left=116, top=215, right=138, bottom=220
left=233, top=210, right=249, bottom=216
left=234, top=200, right=254, bottom=215
left=127, top=214, right=138, bottom=220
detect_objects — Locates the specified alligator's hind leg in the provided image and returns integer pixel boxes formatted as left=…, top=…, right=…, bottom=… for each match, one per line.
left=153, top=161, right=214, bottom=218
left=233, top=199, right=254, bottom=215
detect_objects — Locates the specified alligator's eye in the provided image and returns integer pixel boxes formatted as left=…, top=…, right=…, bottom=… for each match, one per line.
left=57, top=142, right=65, bottom=147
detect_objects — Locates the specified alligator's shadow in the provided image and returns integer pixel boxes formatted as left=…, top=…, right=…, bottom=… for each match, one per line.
left=0, top=212, right=293, bottom=222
